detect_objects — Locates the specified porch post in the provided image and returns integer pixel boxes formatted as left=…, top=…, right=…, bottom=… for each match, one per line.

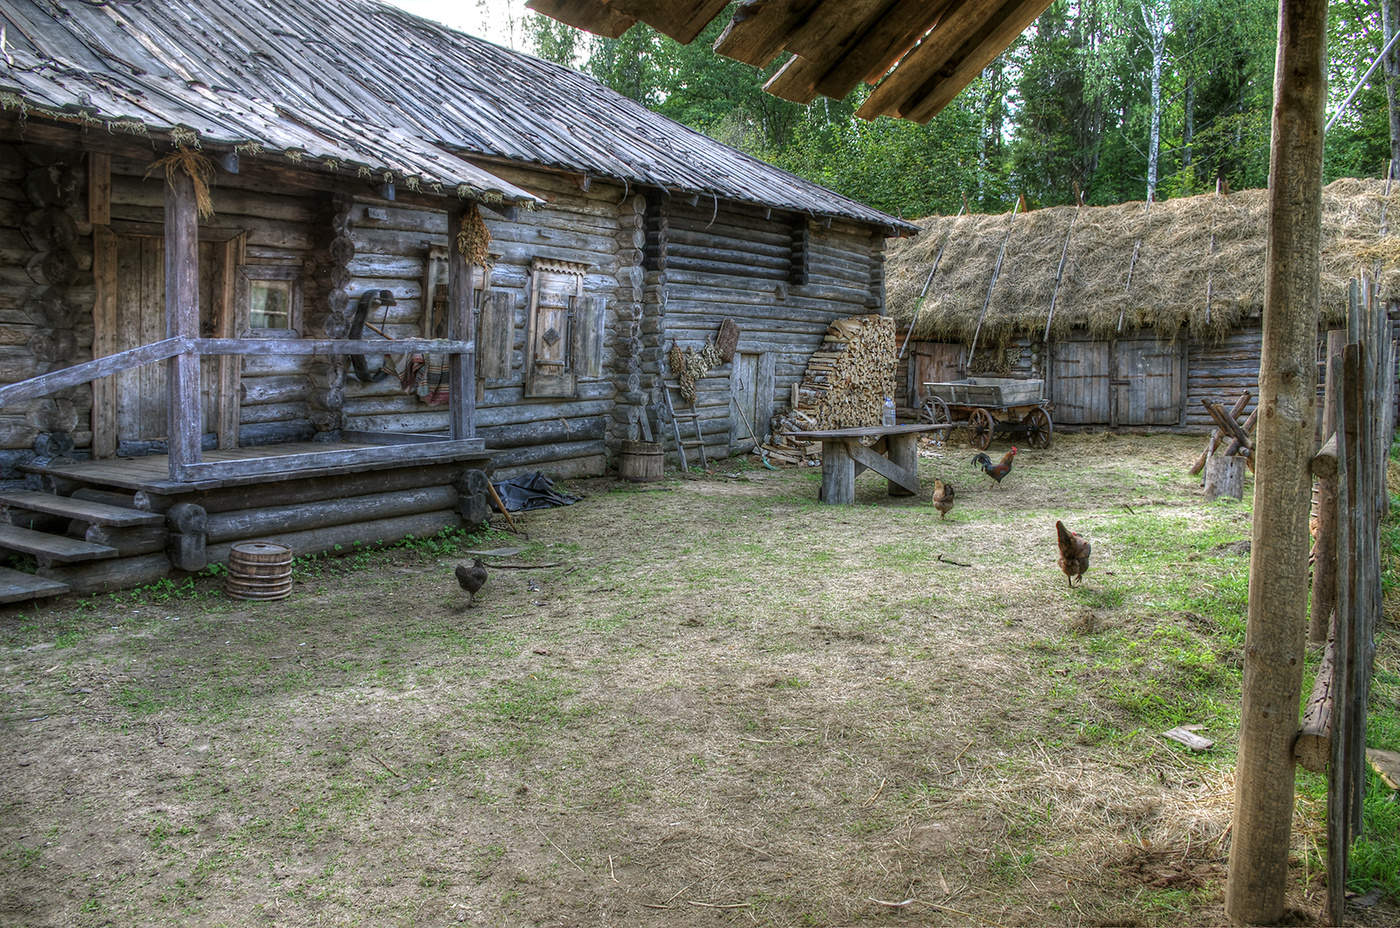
left=165, top=169, right=202, bottom=479
left=446, top=204, right=477, bottom=440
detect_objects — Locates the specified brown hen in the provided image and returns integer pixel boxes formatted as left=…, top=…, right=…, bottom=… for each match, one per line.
left=1056, top=521, right=1091, bottom=588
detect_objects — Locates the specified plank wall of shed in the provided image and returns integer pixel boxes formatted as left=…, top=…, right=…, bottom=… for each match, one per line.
left=0, top=142, right=96, bottom=479
left=660, top=200, right=884, bottom=462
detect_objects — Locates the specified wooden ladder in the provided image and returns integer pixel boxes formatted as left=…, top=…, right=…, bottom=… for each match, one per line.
left=661, top=380, right=707, bottom=470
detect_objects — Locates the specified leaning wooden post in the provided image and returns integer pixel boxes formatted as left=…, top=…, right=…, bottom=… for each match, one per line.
left=1224, top=1, right=1328, bottom=923
left=164, top=168, right=202, bottom=481
left=1310, top=328, right=1347, bottom=643
left=446, top=204, right=477, bottom=440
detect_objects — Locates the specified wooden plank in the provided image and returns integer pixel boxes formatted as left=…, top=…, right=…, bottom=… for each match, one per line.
left=216, top=234, right=246, bottom=450
left=194, top=337, right=474, bottom=356
left=0, top=338, right=189, bottom=408
left=0, top=566, right=70, bottom=603
left=0, top=490, right=163, bottom=526
left=524, top=0, right=636, bottom=38
left=89, top=152, right=111, bottom=227
left=846, top=439, right=919, bottom=495
left=91, top=226, right=118, bottom=458
left=446, top=206, right=476, bottom=439
left=714, top=0, right=824, bottom=67
left=0, top=524, right=117, bottom=563
left=903, top=0, right=1056, bottom=122
left=165, top=170, right=202, bottom=479
left=172, top=439, right=487, bottom=484
left=478, top=290, right=513, bottom=380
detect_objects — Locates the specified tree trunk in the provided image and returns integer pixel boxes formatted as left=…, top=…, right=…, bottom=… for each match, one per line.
left=1224, top=1, right=1329, bottom=924
left=1384, top=0, right=1400, bottom=169
left=1142, top=2, right=1169, bottom=202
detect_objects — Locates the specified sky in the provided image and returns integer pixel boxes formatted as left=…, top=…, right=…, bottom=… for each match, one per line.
left=382, top=0, right=531, bottom=49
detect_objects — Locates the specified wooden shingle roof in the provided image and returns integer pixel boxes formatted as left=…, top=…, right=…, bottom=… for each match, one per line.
left=528, top=0, right=1055, bottom=123
left=0, top=0, right=912, bottom=230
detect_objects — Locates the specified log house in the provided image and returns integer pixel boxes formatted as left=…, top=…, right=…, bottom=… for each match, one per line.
left=0, top=0, right=912, bottom=599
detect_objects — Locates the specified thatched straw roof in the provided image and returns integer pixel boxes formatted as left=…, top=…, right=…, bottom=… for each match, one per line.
left=886, top=178, right=1400, bottom=345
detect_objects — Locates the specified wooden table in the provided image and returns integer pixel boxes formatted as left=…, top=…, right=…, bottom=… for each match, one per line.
left=788, top=424, right=950, bottom=504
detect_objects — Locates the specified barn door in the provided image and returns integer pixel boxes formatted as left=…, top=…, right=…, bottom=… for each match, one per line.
left=109, top=234, right=219, bottom=450
left=907, top=342, right=961, bottom=406
left=1112, top=339, right=1184, bottom=425
left=729, top=351, right=773, bottom=453
left=1050, top=340, right=1110, bottom=424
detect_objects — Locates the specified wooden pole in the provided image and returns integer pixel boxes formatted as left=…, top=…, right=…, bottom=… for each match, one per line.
left=1311, top=328, right=1348, bottom=643
left=897, top=201, right=966, bottom=360
left=965, top=197, right=1020, bottom=371
left=446, top=204, right=477, bottom=440
left=164, top=168, right=202, bottom=481
left=1224, top=1, right=1328, bottom=923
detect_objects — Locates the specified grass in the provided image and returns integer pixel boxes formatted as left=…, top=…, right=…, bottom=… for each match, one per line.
left=0, top=434, right=1396, bottom=926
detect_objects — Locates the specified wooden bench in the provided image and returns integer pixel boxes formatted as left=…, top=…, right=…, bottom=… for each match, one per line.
left=787, top=424, right=950, bottom=504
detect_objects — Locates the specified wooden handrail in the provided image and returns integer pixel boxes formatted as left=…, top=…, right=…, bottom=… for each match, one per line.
left=0, top=337, right=190, bottom=408
left=0, top=337, right=476, bottom=409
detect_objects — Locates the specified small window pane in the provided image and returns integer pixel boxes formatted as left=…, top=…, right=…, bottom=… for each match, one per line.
left=250, top=279, right=292, bottom=330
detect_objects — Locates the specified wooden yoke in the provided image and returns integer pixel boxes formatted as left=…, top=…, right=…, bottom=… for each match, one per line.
left=165, top=169, right=202, bottom=481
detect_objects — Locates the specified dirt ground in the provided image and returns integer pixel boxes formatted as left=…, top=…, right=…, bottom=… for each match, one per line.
left=0, top=433, right=1390, bottom=926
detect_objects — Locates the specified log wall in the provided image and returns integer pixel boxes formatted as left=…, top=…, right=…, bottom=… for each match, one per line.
left=0, top=142, right=96, bottom=483
left=658, top=201, right=885, bottom=463
left=1, top=129, right=901, bottom=482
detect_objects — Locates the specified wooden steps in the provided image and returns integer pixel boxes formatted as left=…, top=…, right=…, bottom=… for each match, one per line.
left=0, top=490, right=163, bottom=526
left=0, top=566, right=69, bottom=603
left=0, top=525, right=117, bottom=563
left=0, top=489, right=166, bottom=604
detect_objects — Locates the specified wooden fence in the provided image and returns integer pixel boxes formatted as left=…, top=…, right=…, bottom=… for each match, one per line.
left=1294, top=275, right=1395, bottom=925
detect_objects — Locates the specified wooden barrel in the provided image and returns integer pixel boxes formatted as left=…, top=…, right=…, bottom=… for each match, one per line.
left=225, top=541, right=293, bottom=601
left=618, top=440, right=663, bottom=482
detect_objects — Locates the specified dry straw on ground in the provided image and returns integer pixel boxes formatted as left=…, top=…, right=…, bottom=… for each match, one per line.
left=888, top=178, right=1400, bottom=346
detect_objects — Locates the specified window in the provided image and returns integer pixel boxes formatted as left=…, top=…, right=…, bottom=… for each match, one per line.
left=239, top=265, right=302, bottom=336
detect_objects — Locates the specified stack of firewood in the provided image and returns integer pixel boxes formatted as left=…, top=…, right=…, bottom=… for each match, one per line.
left=759, top=314, right=897, bottom=463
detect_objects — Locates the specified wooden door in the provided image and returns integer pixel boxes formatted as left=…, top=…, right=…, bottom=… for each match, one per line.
left=112, top=235, right=218, bottom=448
left=729, top=351, right=774, bottom=452
left=908, top=341, right=961, bottom=405
left=1112, top=338, right=1184, bottom=425
left=1051, top=340, right=1110, bottom=424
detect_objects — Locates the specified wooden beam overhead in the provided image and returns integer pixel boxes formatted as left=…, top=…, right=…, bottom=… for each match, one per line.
left=819, top=0, right=956, bottom=97
left=902, top=0, right=1056, bottom=122
left=531, top=0, right=1054, bottom=124
left=857, top=0, right=1050, bottom=121
left=524, top=0, right=636, bottom=38
left=714, top=0, right=822, bottom=67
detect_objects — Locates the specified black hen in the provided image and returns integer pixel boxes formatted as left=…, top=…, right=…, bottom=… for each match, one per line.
left=455, top=557, right=488, bottom=607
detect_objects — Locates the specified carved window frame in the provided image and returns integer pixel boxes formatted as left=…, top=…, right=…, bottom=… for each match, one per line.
left=524, top=257, right=589, bottom=398
left=238, top=264, right=303, bottom=337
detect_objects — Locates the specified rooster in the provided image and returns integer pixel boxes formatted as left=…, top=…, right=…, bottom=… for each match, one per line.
left=455, top=557, right=488, bottom=607
left=972, top=447, right=1018, bottom=488
left=932, top=479, right=955, bottom=520
left=1056, top=521, right=1091, bottom=588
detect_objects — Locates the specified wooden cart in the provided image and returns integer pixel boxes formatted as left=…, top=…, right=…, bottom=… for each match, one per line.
left=919, top=377, right=1053, bottom=450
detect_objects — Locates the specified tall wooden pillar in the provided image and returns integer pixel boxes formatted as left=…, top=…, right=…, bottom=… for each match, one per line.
left=1224, top=0, right=1328, bottom=923
left=165, top=169, right=202, bottom=479
left=446, top=204, right=477, bottom=440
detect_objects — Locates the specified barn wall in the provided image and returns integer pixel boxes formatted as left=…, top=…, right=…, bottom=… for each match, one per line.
left=1184, top=325, right=1262, bottom=430
left=659, top=201, right=884, bottom=462
left=0, top=142, right=96, bottom=479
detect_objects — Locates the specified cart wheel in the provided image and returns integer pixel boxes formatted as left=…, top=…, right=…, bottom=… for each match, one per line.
left=920, top=396, right=951, bottom=426
left=1023, top=406, right=1053, bottom=449
left=969, top=408, right=994, bottom=450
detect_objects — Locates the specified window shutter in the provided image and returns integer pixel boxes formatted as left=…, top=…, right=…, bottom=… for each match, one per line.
left=571, top=295, right=605, bottom=380
left=525, top=258, right=587, bottom=398
left=478, top=290, right=513, bottom=380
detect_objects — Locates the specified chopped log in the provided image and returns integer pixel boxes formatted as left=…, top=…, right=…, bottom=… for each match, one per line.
left=204, top=485, right=459, bottom=543
left=1294, top=635, right=1335, bottom=773
left=1223, top=407, right=1261, bottom=458
left=1204, top=452, right=1246, bottom=501
left=1204, top=400, right=1254, bottom=452
left=205, top=508, right=461, bottom=564
left=84, top=523, right=167, bottom=557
